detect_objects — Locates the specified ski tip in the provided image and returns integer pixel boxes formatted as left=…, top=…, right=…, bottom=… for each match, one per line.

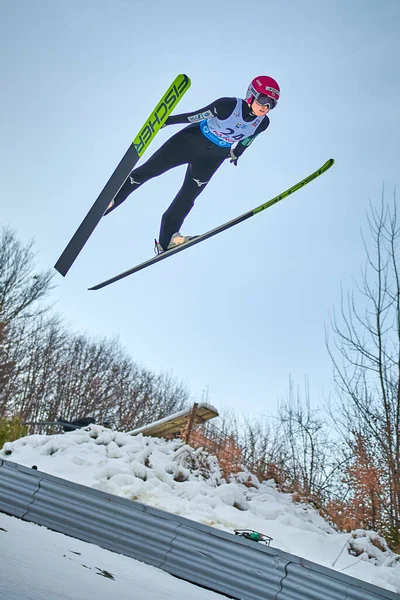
left=181, top=74, right=191, bottom=86
left=321, top=158, right=335, bottom=171
left=88, top=281, right=109, bottom=291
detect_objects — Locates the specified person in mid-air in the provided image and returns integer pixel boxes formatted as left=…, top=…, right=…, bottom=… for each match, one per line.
left=105, top=75, right=280, bottom=253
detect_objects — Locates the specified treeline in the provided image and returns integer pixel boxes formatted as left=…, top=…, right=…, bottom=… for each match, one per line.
left=0, top=227, right=189, bottom=430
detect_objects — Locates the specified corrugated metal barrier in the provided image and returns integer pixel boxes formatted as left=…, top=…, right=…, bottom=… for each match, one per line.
left=0, top=458, right=397, bottom=600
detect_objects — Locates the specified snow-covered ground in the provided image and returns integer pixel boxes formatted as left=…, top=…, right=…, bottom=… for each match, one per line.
left=0, top=512, right=224, bottom=600
left=1, top=426, right=399, bottom=594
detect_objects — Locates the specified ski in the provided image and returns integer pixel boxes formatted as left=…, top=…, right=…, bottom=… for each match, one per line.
left=88, top=158, right=334, bottom=291
left=54, top=74, right=191, bottom=276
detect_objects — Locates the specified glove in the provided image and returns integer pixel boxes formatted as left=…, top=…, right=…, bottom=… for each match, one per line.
left=229, top=148, right=238, bottom=166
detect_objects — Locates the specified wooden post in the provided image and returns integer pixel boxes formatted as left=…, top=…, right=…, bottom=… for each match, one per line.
left=183, top=402, right=199, bottom=445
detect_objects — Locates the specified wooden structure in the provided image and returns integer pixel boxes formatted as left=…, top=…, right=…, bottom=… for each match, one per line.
left=127, top=403, right=219, bottom=439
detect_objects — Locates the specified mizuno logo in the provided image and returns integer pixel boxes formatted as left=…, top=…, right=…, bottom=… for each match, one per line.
left=193, top=178, right=208, bottom=187
left=130, top=176, right=140, bottom=185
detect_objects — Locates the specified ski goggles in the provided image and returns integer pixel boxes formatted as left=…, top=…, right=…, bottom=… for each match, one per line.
left=254, top=93, right=277, bottom=110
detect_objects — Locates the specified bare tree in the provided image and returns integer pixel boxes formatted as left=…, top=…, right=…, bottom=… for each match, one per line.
left=7, top=316, right=68, bottom=422
left=109, top=367, right=190, bottom=430
left=0, top=226, right=53, bottom=324
left=327, top=193, right=400, bottom=549
left=0, top=321, right=15, bottom=418
left=275, top=377, right=340, bottom=501
left=212, top=386, right=338, bottom=504
left=4, top=322, right=190, bottom=432
left=227, top=412, right=282, bottom=482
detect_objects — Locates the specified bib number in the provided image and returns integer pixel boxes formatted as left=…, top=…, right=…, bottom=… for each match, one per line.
left=220, top=127, right=245, bottom=141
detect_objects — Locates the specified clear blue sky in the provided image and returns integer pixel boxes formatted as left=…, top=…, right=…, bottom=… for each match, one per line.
left=1, top=0, right=399, bottom=417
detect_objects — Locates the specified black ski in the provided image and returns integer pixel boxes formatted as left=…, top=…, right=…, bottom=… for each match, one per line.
left=89, top=158, right=334, bottom=290
left=54, top=74, right=191, bottom=276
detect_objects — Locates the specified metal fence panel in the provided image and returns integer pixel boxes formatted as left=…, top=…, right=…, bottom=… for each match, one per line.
left=345, top=584, right=392, bottom=600
left=165, top=524, right=288, bottom=600
left=0, top=459, right=40, bottom=518
left=279, top=562, right=350, bottom=600
left=25, top=474, right=179, bottom=569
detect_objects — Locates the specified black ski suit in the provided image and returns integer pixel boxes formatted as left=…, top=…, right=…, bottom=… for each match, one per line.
left=106, top=97, right=269, bottom=250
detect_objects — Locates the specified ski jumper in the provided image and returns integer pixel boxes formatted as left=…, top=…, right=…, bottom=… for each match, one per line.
left=106, top=97, right=269, bottom=250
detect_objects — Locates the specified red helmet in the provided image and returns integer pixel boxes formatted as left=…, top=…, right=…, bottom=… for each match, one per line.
left=246, top=76, right=280, bottom=109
